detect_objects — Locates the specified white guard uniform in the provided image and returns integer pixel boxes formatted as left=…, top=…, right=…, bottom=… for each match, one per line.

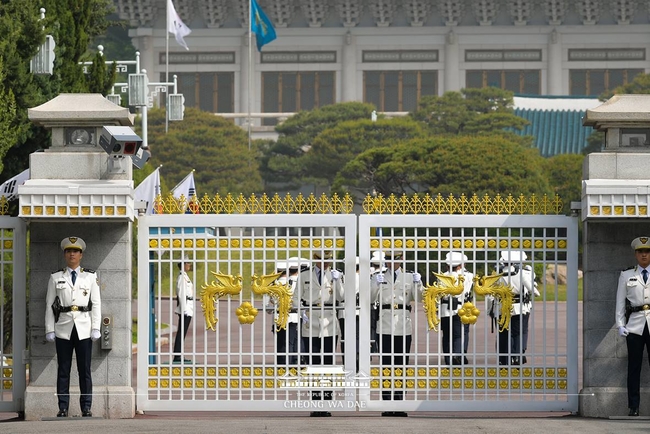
left=371, top=269, right=421, bottom=336
left=496, top=265, right=536, bottom=315
left=45, top=268, right=101, bottom=340
left=299, top=266, right=344, bottom=338
left=175, top=270, right=194, bottom=317
left=616, top=265, right=650, bottom=335
left=440, top=269, right=474, bottom=318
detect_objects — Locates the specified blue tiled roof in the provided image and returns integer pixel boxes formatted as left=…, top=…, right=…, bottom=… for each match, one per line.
left=512, top=108, right=592, bottom=157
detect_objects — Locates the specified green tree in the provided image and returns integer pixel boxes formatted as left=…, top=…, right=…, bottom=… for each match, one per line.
left=302, top=117, right=426, bottom=187
left=260, top=102, right=375, bottom=189
left=146, top=108, right=263, bottom=196
left=335, top=134, right=553, bottom=198
left=543, top=153, right=584, bottom=214
left=0, top=0, right=115, bottom=184
left=410, top=87, right=529, bottom=136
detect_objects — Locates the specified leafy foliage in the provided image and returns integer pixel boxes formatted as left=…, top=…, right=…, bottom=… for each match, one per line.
left=146, top=108, right=263, bottom=196
left=336, top=134, right=553, bottom=199
left=260, top=102, right=375, bottom=188
left=542, top=153, right=584, bottom=214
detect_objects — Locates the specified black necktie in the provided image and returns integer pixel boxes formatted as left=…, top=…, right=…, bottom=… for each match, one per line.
left=643, top=269, right=648, bottom=284
left=317, top=270, right=321, bottom=285
left=71, top=270, right=77, bottom=285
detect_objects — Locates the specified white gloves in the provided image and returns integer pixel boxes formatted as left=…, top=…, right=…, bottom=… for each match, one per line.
left=91, top=329, right=101, bottom=341
left=45, top=332, right=55, bottom=342
left=375, top=273, right=385, bottom=283
left=618, top=326, right=629, bottom=337
left=331, top=269, right=340, bottom=280
left=413, top=272, right=421, bottom=283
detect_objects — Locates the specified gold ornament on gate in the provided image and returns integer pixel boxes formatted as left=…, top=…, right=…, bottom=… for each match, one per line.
left=236, top=302, right=258, bottom=325
left=200, top=271, right=243, bottom=331
left=251, top=271, right=293, bottom=331
left=457, top=301, right=480, bottom=325
left=422, top=272, right=465, bottom=331
left=473, top=274, right=513, bottom=332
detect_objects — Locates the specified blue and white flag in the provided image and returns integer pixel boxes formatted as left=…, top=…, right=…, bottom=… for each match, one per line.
left=171, top=170, right=196, bottom=200
left=134, top=166, right=161, bottom=216
left=168, top=0, right=191, bottom=50
left=250, top=0, right=277, bottom=51
left=0, top=168, right=29, bottom=201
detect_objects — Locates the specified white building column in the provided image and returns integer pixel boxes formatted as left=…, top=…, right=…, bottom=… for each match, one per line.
left=444, top=30, right=460, bottom=93
left=128, top=28, right=155, bottom=83
left=547, top=28, right=563, bottom=95
left=341, top=31, right=357, bottom=102
left=239, top=33, right=251, bottom=126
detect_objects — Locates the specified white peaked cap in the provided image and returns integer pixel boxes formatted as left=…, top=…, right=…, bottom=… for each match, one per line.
left=370, top=250, right=385, bottom=264
left=445, top=251, right=467, bottom=266
left=500, top=250, right=527, bottom=263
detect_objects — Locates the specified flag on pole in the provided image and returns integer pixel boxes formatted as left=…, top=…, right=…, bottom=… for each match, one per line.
left=134, top=166, right=161, bottom=216
left=171, top=170, right=196, bottom=200
left=0, top=168, right=29, bottom=201
left=168, top=0, right=191, bottom=50
left=250, top=0, right=277, bottom=51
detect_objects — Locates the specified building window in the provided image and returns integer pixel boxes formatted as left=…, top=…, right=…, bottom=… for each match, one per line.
left=363, top=71, right=437, bottom=112
left=160, top=72, right=234, bottom=113
left=569, top=69, right=644, bottom=96
left=466, top=70, right=540, bottom=94
left=262, top=71, right=335, bottom=126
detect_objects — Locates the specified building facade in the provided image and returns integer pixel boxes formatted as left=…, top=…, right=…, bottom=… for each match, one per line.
left=116, top=0, right=650, bottom=128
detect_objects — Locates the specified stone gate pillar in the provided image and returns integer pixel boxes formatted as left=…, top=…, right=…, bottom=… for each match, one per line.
left=21, top=94, right=137, bottom=420
left=580, top=94, right=650, bottom=417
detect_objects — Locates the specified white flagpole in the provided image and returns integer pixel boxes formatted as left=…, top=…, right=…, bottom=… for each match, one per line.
left=166, top=1, right=170, bottom=133
left=248, top=0, right=253, bottom=152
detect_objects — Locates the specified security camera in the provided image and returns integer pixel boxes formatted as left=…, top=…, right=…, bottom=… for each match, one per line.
left=99, top=126, right=143, bottom=156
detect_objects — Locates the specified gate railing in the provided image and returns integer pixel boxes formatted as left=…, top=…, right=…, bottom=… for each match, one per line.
left=136, top=193, right=577, bottom=413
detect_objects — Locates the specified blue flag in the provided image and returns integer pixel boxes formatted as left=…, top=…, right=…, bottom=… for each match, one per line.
left=250, top=0, right=276, bottom=51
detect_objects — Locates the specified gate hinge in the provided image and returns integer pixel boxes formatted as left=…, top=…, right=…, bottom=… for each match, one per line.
left=22, top=349, right=30, bottom=364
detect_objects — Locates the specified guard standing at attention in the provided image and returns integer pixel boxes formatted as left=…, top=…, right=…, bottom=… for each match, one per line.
left=299, top=250, right=344, bottom=417
left=173, top=256, right=194, bottom=363
left=615, top=236, right=650, bottom=417
left=45, top=237, right=101, bottom=418
left=492, top=250, right=535, bottom=366
left=371, top=250, right=421, bottom=417
left=439, top=251, right=474, bottom=365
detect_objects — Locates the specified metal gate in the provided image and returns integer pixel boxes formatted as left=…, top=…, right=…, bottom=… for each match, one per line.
left=0, top=216, right=27, bottom=413
left=136, top=194, right=578, bottom=413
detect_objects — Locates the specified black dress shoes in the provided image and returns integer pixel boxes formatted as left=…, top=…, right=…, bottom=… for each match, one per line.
left=628, top=408, right=639, bottom=417
left=56, top=409, right=68, bottom=417
left=382, top=411, right=408, bottom=417
left=310, top=411, right=331, bottom=417
left=82, top=409, right=93, bottom=417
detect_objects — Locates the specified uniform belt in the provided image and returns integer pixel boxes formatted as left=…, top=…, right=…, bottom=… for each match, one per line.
left=186, top=297, right=193, bottom=300
left=630, top=304, right=650, bottom=313
left=381, top=304, right=412, bottom=312
left=310, top=303, right=335, bottom=307
left=60, top=305, right=92, bottom=313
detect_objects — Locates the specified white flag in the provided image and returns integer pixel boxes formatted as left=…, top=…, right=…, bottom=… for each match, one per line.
left=168, top=0, right=191, bottom=50
left=171, top=170, right=196, bottom=200
left=134, top=167, right=161, bottom=216
left=0, top=168, right=29, bottom=201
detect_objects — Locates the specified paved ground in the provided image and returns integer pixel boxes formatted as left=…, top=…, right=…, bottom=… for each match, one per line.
left=1, top=411, right=649, bottom=433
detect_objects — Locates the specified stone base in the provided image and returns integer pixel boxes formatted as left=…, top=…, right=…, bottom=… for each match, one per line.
left=580, top=387, right=650, bottom=418
left=24, top=385, right=134, bottom=420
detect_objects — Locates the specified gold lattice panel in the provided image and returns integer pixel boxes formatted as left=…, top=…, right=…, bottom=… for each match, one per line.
left=147, top=365, right=567, bottom=391
left=151, top=193, right=564, bottom=215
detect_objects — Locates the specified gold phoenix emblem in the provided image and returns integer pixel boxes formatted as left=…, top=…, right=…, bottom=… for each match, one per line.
left=252, top=272, right=293, bottom=331
left=422, top=272, right=465, bottom=331
left=473, top=274, right=514, bottom=332
left=199, top=271, right=243, bottom=331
